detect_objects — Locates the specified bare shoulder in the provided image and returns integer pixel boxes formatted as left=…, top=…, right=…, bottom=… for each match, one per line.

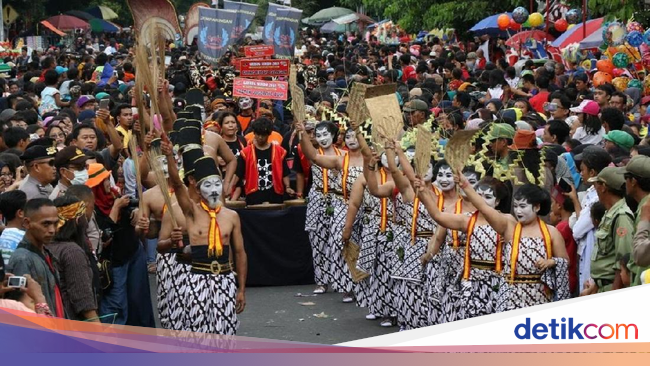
left=221, top=206, right=241, bottom=221
left=205, top=130, right=223, bottom=143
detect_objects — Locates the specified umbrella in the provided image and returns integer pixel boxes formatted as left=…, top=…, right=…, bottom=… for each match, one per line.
left=65, top=10, right=96, bottom=21
left=89, top=18, right=120, bottom=33
left=333, top=13, right=374, bottom=25
left=85, top=5, right=119, bottom=20
left=505, top=30, right=555, bottom=48
left=550, top=17, right=604, bottom=49
left=469, top=13, right=512, bottom=37
left=303, top=7, right=354, bottom=25
left=45, top=15, right=90, bottom=31
left=579, top=27, right=604, bottom=49
left=321, top=21, right=358, bottom=34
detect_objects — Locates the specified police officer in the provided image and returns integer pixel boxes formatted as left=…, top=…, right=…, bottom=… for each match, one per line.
left=585, top=167, right=634, bottom=294
left=624, top=155, right=650, bottom=285
left=19, top=143, right=58, bottom=200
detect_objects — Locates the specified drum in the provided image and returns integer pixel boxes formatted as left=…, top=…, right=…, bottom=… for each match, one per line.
left=225, top=200, right=246, bottom=209
left=284, top=198, right=306, bottom=207
left=246, top=202, right=286, bottom=210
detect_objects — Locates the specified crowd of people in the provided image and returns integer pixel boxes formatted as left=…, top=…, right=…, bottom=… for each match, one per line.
left=0, top=22, right=649, bottom=336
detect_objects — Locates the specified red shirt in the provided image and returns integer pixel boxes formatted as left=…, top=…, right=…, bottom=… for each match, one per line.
left=402, top=65, right=416, bottom=82
left=529, top=91, right=550, bottom=113
left=557, top=221, right=578, bottom=295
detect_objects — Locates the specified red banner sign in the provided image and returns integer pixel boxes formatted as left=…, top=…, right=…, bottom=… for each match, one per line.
left=233, top=78, right=288, bottom=100
left=239, top=59, right=290, bottom=78
left=244, top=45, right=275, bottom=58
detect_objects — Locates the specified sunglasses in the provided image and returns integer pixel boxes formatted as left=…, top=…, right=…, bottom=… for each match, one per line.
left=31, top=160, right=55, bottom=167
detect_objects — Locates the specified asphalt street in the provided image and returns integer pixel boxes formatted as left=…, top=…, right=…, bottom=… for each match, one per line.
left=149, top=276, right=395, bottom=344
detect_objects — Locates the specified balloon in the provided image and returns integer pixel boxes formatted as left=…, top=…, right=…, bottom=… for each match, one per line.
left=555, top=19, right=568, bottom=32
left=597, top=59, right=615, bottom=74
left=566, top=9, right=581, bottom=24
left=643, top=53, right=650, bottom=70
left=613, top=52, right=630, bottom=68
left=581, top=59, right=593, bottom=70
left=568, top=24, right=575, bottom=30
left=618, top=44, right=641, bottom=62
left=509, top=18, right=521, bottom=31
left=512, top=6, right=529, bottom=24
left=612, top=68, right=624, bottom=77
left=644, top=75, right=650, bottom=95
left=627, top=21, right=644, bottom=34
left=529, top=12, right=543, bottom=28
left=603, top=22, right=627, bottom=46
left=644, top=30, right=650, bottom=45
left=522, top=20, right=531, bottom=28
left=627, top=31, right=644, bottom=48
left=562, top=44, right=580, bottom=62
left=628, top=79, right=643, bottom=89
left=612, top=76, right=630, bottom=92
left=593, top=71, right=613, bottom=87
left=497, top=14, right=510, bottom=30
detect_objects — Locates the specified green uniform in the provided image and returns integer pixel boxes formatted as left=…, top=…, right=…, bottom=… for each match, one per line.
left=591, top=198, right=634, bottom=292
left=631, top=194, right=650, bottom=286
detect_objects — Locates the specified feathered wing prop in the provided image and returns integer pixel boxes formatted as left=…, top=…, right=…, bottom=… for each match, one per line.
left=127, top=0, right=181, bottom=45
left=184, top=3, right=210, bottom=45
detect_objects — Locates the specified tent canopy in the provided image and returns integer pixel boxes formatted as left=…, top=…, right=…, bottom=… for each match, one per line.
left=303, top=7, right=354, bottom=25
left=579, top=27, right=604, bottom=49
left=40, top=20, right=66, bottom=36
left=469, top=13, right=512, bottom=37
left=550, top=17, right=604, bottom=49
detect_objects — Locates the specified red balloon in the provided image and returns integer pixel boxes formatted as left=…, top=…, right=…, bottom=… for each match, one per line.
left=498, top=14, right=510, bottom=30
left=612, top=68, right=624, bottom=77
left=596, top=59, right=614, bottom=75
left=509, top=18, right=521, bottom=31
left=555, top=19, right=568, bottom=32
left=593, top=71, right=613, bottom=87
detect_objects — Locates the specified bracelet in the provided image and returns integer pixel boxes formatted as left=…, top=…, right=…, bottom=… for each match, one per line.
left=368, top=164, right=377, bottom=171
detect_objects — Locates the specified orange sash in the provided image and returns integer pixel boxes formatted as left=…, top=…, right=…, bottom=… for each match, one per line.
left=200, top=201, right=223, bottom=258
left=451, top=199, right=463, bottom=248
left=319, top=147, right=341, bottom=194
left=462, top=212, right=503, bottom=280
left=509, top=218, right=552, bottom=282
left=411, top=197, right=420, bottom=244
left=342, top=154, right=350, bottom=200
left=379, top=168, right=388, bottom=232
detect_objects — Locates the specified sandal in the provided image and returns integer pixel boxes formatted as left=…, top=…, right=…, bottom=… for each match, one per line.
left=313, top=285, right=327, bottom=294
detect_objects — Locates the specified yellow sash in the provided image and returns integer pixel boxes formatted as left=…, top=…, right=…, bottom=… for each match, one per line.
left=510, top=218, right=552, bottom=282
left=200, top=201, right=223, bottom=258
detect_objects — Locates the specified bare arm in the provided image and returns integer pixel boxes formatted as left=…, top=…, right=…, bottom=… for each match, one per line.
left=458, top=174, right=511, bottom=236
left=163, top=138, right=194, bottom=218
left=395, top=144, right=417, bottom=183
left=232, top=212, right=247, bottom=314
left=297, top=123, right=342, bottom=170
left=384, top=142, right=413, bottom=201
left=296, top=172, right=305, bottom=198
left=418, top=185, right=469, bottom=231
left=343, top=177, right=365, bottom=242
left=363, top=153, right=394, bottom=198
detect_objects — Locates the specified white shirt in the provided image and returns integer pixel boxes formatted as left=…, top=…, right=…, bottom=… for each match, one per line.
left=569, top=185, right=599, bottom=292
left=572, top=126, right=605, bottom=146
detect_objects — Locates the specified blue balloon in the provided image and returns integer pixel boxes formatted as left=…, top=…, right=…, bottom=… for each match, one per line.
left=645, top=29, right=650, bottom=46
left=627, top=30, right=644, bottom=47
left=566, top=9, right=581, bottom=24
left=512, top=7, right=529, bottom=24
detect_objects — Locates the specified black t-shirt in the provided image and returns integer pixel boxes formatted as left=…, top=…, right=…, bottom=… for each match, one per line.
left=236, top=146, right=289, bottom=205
left=225, top=136, right=246, bottom=158
left=95, top=207, right=139, bottom=267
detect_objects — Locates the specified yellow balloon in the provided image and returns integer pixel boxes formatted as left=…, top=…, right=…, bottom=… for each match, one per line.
left=581, top=59, right=592, bottom=70
left=568, top=24, right=575, bottom=30
left=529, top=12, right=544, bottom=27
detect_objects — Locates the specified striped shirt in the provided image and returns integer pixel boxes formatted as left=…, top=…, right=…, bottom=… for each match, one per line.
left=0, top=228, right=25, bottom=265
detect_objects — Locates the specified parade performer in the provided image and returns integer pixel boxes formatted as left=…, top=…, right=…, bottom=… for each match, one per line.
left=460, top=176, right=570, bottom=311
left=165, top=138, right=247, bottom=335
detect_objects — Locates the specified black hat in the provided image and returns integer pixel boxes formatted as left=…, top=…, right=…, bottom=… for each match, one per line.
left=26, top=137, right=56, bottom=150
left=178, top=126, right=202, bottom=148
left=177, top=111, right=193, bottom=119
left=173, top=98, right=186, bottom=111
left=54, top=146, right=89, bottom=168
left=184, top=119, right=202, bottom=130
left=168, top=131, right=179, bottom=146
left=193, top=156, right=222, bottom=185
left=186, top=105, right=202, bottom=121
left=182, top=146, right=205, bottom=177
left=173, top=118, right=186, bottom=132
left=21, top=145, right=58, bottom=163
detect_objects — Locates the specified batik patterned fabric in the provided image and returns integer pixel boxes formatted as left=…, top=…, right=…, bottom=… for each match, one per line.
left=328, top=166, right=363, bottom=293
left=496, top=237, right=570, bottom=312
left=185, top=270, right=239, bottom=335
left=305, top=164, right=335, bottom=285
left=438, top=213, right=472, bottom=323
left=458, top=224, right=505, bottom=320
left=156, top=252, right=174, bottom=329
left=169, top=257, right=191, bottom=331
left=354, top=188, right=379, bottom=311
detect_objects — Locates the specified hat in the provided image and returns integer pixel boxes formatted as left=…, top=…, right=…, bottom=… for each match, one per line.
left=486, top=123, right=516, bottom=141
left=76, top=95, right=96, bottom=108
left=85, top=163, right=111, bottom=188
left=588, top=166, right=626, bottom=189
left=403, top=99, right=429, bottom=112
left=178, top=126, right=202, bottom=148
left=515, top=120, right=533, bottom=131
left=409, top=87, right=423, bottom=98
left=20, top=145, right=57, bottom=163
left=26, top=137, right=56, bottom=150
left=173, top=118, right=186, bottom=132
left=509, top=130, right=537, bottom=150
left=55, top=66, right=68, bottom=75
left=624, top=155, right=650, bottom=178
left=193, top=156, right=221, bottom=185
left=604, top=130, right=635, bottom=150
left=570, top=99, right=600, bottom=116
left=78, top=110, right=96, bottom=122
left=466, top=52, right=477, bottom=60
left=211, top=98, right=226, bottom=110
left=0, top=109, right=16, bottom=122
left=95, top=92, right=110, bottom=100
left=182, top=146, right=205, bottom=177
left=54, top=146, right=89, bottom=168
left=238, top=97, right=253, bottom=110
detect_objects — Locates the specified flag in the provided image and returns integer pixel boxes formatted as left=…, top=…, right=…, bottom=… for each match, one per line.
left=223, top=0, right=259, bottom=44
left=198, top=7, right=238, bottom=64
left=273, top=8, right=302, bottom=59
left=263, top=3, right=288, bottom=46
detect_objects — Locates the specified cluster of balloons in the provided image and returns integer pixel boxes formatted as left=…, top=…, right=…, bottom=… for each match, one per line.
left=497, top=7, right=544, bottom=31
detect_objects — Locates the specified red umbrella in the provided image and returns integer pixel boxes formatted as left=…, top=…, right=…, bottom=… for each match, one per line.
left=45, top=15, right=90, bottom=31
left=505, top=30, right=554, bottom=48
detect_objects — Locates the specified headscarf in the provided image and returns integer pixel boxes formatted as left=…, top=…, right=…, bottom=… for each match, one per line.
left=57, top=201, right=87, bottom=229
left=92, top=181, right=117, bottom=216
left=625, top=87, right=641, bottom=114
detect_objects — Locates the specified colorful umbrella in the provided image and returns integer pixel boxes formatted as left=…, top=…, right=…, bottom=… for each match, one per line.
left=302, top=7, right=354, bottom=25
left=89, top=18, right=120, bottom=33
left=45, top=15, right=90, bottom=31
left=85, top=5, right=119, bottom=20
left=550, top=17, right=604, bottom=49
left=579, top=27, right=604, bottom=49
left=505, top=30, right=554, bottom=48
left=65, top=10, right=96, bottom=21
left=469, top=13, right=512, bottom=37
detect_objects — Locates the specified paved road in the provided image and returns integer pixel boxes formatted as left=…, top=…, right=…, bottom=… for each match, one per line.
left=149, top=276, right=395, bottom=344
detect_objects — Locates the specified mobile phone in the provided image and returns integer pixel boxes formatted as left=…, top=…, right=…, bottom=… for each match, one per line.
left=559, top=177, right=572, bottom=193
left=7, top=276, right=27, bottom=289
left=544, top=103, right=558, bottom=112
left=99, top=99, right=110, bottom=110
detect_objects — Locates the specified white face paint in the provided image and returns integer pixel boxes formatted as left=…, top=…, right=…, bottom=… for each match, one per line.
left=344, top=130, right=359, bottom=150
left=156, top=155, right=170, bottom=179
left=404, top=148, right=416, bottom=164
left=513, top=198, right=537, bottom=223
left=380, top=152, right=399, bottom=168
left=436, top=166, right=455, bottom=192
left=173, top=145, right=183, bottom=171
left=423, top=163, right=433, bottom=182
left=315, top=127, right=333, bottom=149
left=476, top=186, right=497, bottom=209
left=464, top=172, right=479, bottom=188
left=200, top=176, right=223, bottom=209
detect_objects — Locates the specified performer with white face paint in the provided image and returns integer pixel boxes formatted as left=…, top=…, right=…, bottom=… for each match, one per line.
left=298, top=122, right=363, bottom=302
left=460, top=177, right=570, bottom=311
left=165, top=137, right=248, bottom=336
left=417, top=176, right=509, bottom=321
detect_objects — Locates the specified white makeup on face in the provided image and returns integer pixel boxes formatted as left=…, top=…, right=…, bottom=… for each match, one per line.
left=315, top=127, right=333, bottom=149
left=477, top=186, right=497, bottom=208
left=513, top=198, right=537, bottom=223
left=423, top=163, right=433, bottom=182
left=344, top=130, right=359, bottom=150
left=464, top=172, right=479, bottom=188
left=380, top=152, right=399, bottom=168
left=405, top=148, right=416, bottom=163
left=200, top=176, right=223, bottom=209
left=156, top=155, right=170, bottom=179
left=436, top=166, right=455, bottom=192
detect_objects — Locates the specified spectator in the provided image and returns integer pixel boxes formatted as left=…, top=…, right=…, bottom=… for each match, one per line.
left=3, top=127, right=30, bottom=151
left=0, top=190, right=27, bottom=264
left=50, top=146, right=90, bottom=199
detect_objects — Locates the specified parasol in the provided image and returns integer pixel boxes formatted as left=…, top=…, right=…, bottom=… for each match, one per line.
left=505, top=30, right=554, bottom=48
left=550, top=17, right=604, bottom=49
left=302, top=7, right=354, bottom=25
left=65, top=10, right=96, bottom=21
left=85, top=5, right=119, bottom=20
left=89, top=18, right=120, bottom=33
left=45, top=15, right=90, bottom=31
left=579, top=27, right=604, bottom=49
left=469, top=13, right=512, bottom=37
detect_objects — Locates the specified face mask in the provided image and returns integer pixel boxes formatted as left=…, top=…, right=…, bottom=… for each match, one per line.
left=156, top=155, right=170, bottom=179
left=70, top=169, right=89, bottom=185
left=477, top=186, right=497, bottom=208
left=436, top=166, right=455, bottom=192
left=345, top=131, right=359, bottom=150
left=423, top=163, right=433, bottom=182
left=315, top=127, right=334, bottom=149
left=513, top=198, right=537, bottom=223
left=200, top=176, right=223, bottom=209
left=466, top=61, right=475, bottom=69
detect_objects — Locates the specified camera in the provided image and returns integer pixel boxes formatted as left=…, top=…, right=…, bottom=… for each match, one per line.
left=101, top=228, right=113, bottom=243
left=7, top=276, right=27, bottom=289
left=544, top=103, right=558, bottom=112
left=128, top=198, right=139, bottom=208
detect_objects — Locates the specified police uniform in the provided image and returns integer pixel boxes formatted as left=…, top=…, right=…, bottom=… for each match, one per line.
left=589, top=167, right=634, bottom=292
left=18, top=143, right=58, bottom=200
left=625, top=155, right=650, bottom=286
